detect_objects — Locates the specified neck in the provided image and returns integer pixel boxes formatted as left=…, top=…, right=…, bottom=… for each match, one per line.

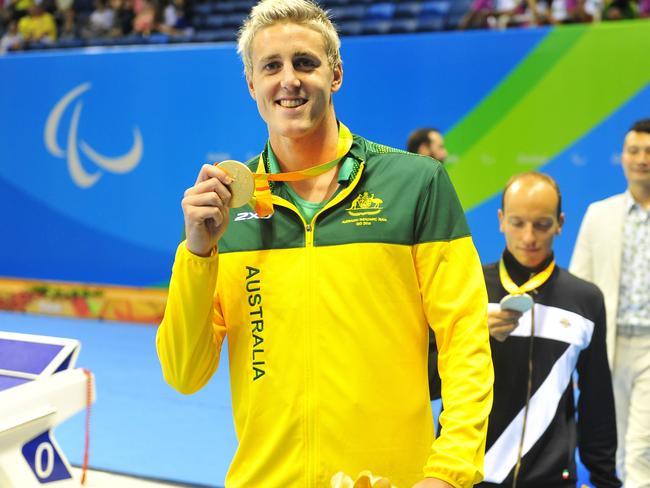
left=269, top=110, right=339, bottom=172
left=629, top=183, right=650, bottom=210
left=503, top=249, right=554, bottom=279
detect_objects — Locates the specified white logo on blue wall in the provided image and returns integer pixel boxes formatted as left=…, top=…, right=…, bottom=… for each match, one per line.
left=44, top=83, right=143, bottom=188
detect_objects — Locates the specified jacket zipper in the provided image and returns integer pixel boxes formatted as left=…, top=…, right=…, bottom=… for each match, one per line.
left=269, top=162, right=365, bottom=485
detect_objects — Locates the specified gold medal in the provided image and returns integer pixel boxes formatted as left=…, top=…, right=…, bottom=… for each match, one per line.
left=216, top=160, right=255, bottom=208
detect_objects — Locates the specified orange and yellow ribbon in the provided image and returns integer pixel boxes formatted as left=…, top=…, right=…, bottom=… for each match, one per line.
left=250, top=122, right=354, bottom=217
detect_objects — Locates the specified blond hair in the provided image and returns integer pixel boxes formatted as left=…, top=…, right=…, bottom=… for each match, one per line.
left=237, top=0, right=342, bottom=75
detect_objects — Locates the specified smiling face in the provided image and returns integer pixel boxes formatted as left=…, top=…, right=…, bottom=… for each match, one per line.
left=246, top=21, right=342, bottom=143
left=498, top=176, right=564, bottom=269
left=622, top=130, right=650, bottom=190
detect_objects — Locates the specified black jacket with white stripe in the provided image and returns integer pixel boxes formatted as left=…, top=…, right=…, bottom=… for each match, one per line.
left=478, top=250, right=620, bottom=488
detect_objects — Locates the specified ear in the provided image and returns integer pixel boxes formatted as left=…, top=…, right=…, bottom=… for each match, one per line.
left=330, top=63, right=343, bottom=93
left=246, top=71, right=256, bottom=100
left=498, top=209, right=505, bottom=233
left=556, top=212, right=565, bottom=235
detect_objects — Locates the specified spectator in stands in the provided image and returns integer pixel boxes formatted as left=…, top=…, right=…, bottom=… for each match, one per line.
left=159, top=0, right=192, bottom=36
left=82, top=0, right=114, bottom=38
left=459, top=0, right=495, bottom=29
left=132, top=0, right=155, bottom=35
left=640, top=0, right=650, bottom=16
left=0, top=0, right=9, bottom=26
left=406, top=127, right=448, bottom=163
left=18, top=4, right=56, bottom=43
left=602, top=0, right=639, bottom=19
left=525, top=0, right=558, bottom=24
left=491, top=0, right=537, bottom=28
left=1, top=2, right=9, bottom=30
left=471, top=0, right=527, bottom=29
left=57, top=5, right=77, bottom=39
left=110, top=0, right=134, bottom=36
left=524, top=0, right=601, bottom=23
left=5, top=0, right=32, bottom=22
left=0, top=18, right=22, bottom=52
left=54, top=0, right=76, bottom=39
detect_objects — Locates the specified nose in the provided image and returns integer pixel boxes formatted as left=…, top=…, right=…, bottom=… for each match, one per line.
left=280, top=66, right=300, bottom=90
left=643, top=148, right=650, bottom=163
left=522, top=223, right=536, bottom=244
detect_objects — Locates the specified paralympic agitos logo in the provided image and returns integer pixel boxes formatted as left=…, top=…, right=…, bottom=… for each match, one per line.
left=44, top=83, right=143, bottom=189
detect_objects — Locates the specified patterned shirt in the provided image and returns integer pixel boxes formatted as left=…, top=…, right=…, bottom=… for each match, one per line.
left=617, top=192, right=650, bottom=328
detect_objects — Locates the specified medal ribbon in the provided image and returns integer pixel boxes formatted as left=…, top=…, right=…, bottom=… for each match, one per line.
left=499, top=258, right=555, bottom=295
left=250, top=122, right=354, bottom=217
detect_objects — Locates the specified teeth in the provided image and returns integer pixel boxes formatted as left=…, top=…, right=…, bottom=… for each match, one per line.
left=279, top=99, right=306, bottom=108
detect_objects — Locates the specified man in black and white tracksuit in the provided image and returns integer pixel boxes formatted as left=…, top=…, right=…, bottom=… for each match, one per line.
left=478, top=171, right=620, bottom=488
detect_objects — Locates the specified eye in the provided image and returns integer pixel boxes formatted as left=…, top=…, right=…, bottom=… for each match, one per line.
left=294, top=56, right=318, bottom=70
left=508, top=217, right=524, bottom=228
left=533, top=220, right=554, bottom=231
left=263, top=61, right=281, bottom=72
left=626, top=146, right=639, bottom=155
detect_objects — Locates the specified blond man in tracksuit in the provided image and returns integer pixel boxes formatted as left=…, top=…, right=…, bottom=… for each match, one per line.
left=156, top=1, right=494, bottom=486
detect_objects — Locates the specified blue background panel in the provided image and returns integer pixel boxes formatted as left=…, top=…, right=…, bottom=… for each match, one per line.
left=0, top=29, right=547, bottom=287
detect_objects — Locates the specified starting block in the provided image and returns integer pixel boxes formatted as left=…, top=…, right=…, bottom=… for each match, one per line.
left=0, top=331, right=96, bottom=487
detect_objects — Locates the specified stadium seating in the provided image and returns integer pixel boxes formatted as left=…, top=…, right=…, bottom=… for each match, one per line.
left=13, top=0, right=473, bottom=52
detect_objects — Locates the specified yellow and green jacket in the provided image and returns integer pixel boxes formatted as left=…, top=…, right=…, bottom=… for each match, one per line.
left=157, top=133, right=493, bottom=488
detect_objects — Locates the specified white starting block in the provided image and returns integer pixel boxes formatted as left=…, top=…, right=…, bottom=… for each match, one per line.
left=0, top=331, right=96, bottom=487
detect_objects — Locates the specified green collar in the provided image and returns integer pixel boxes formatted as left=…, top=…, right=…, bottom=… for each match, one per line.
left=265, top=143, right=356, bottom=184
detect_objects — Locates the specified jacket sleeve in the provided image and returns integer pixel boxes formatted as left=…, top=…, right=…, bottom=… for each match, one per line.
left=569, top=205, right=595, bottom=281
left=156, top=242, right=227, bottom=394
left=576, top=293, right=621, bottom=488
left=413, top=165, right=494, bottom=488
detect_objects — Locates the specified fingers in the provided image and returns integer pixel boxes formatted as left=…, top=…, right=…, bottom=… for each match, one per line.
left=182, top=164, right=235, bottom=257
left=184, top=165, right=234, bottom=215
left=183, top=184, right=231, bottom=210
left=183, top=201, right=228, bottom=228
left=500, top=309, right=523, bottom=320
left=194, top=163, right=233, bottom=187
left=488, top=309, right=522, bottom=342
left=489, top=309, right=522, bottom=324
left=489, top=324, right=517, bottom=342
left=186, top=165, right=233, bottom=206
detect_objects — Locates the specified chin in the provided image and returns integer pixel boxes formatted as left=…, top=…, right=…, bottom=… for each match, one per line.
left=274, top=121, right=318, bottom=139
left=516, top=254, right=542, bottom=268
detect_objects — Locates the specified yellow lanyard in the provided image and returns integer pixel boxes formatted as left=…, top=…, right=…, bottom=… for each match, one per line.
left=499, top=258, right=555, bottom=295
left=251, top=122, right=354, bottom=217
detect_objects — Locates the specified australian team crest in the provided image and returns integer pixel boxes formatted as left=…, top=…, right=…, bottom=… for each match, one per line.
left=346, top=191, right=384, bottom=216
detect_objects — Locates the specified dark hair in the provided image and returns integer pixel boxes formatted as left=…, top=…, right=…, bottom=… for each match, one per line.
left=406, top=128, right=440, bottom=154
left=630, top=118, right=650, bottom=134
left=501, top=171, right=562, bottom=219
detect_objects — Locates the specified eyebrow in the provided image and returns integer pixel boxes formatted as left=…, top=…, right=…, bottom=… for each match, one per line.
left=507, top=215, right=554, bottom=221
left=258, top=51, right=318, bottom=64
left=293, top=50, right=317, bottom=58
left=258, top=54, right=281, bottom=65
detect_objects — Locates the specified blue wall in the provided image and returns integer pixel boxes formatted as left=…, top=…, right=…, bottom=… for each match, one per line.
left=3, top=27, right=636, bottom=285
